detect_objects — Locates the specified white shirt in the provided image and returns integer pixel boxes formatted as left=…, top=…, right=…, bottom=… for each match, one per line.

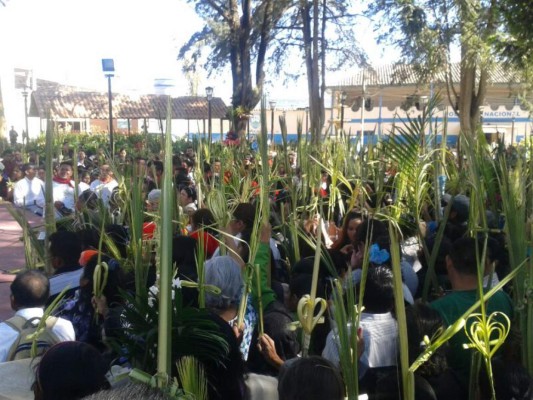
left=78, top=181, right=90, bottom=193
left=0, top=307, right=75, bottom=362
left=323, top=312, right=398, bottom=373
left=52, top=180, right=76, bottom=211
left=13, top=177, right=45, bottom=208
left=90, top=179, right=118, bottom=207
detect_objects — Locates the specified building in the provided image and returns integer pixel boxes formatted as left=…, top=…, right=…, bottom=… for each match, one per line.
left=326, top=64, right=532, bottom=145
left=28, top=79, right=229, bottom=139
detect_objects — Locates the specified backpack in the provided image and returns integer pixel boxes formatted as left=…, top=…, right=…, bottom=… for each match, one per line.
left=4, top=315, right=61, bottom=361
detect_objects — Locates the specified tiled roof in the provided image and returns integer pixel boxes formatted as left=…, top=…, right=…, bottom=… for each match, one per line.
left=332, top=63, right=525, bottom=88
left=29, top=88, right=228, bottom=120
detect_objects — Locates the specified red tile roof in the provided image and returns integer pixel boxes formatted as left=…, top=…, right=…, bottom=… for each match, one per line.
left=29, top=87, right=228, bottom=120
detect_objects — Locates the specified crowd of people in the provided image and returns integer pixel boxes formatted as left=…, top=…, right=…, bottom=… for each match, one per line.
left=1, top=138, right=533, bottom=400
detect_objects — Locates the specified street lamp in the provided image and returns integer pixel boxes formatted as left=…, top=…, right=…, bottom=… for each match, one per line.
left=340, top=91, right=347, bottom=131
left=206, top=86, right=213, bottom=143
left=269, top=100, right=276, bottom=146
left=14, top=68, right=32, bottom=149
left=102, top=59, right=115, bottom=158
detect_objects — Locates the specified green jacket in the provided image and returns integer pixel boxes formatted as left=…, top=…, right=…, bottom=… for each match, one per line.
left=251, top=243, right=277, bottom=312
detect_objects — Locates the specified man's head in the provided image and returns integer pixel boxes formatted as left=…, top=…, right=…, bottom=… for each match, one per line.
left=229, top=202, right=256, bottom=235
left=361, top=266, right=395, bottom=313
left=98, top=164, right=113, bottom=181
left=22, top=163, right=36, bottom=180
left=57, top=161, right=73, bottom=180
left=37, top=166, right=46, bottom=181
left=213, top=159, right=222, bottom=174
left=446, top=236, right=488, bottom=277
left=134, top=157, right=147, bottom=176
left=49, top=231, right=82, bottom=269
left=145, top=189, right=161, bottom=211
left=278, top=356, right=345, bottom=400
left=147, top=160, right=164, bottom=179
left=288, top=151, right=297, bottom=165
left=10, top=270, right=50, bottom=310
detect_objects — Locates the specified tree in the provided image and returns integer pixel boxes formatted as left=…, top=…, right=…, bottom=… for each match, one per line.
left=366, top=0, right=529, bottom=136
left=292, top=0, right=365, bottom=144
left=498, top=0, right=533, bottom=106
left=180, top=0, right=365, bottom=143
left=179, top=0, right=292, bottom=139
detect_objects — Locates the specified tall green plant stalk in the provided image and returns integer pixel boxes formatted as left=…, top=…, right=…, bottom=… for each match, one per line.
left=129, top=172, right=148, bottom=300
left=176, top=356, right=207, bottom=400
left=496, top=152, right=533, bottom=373
left=330, top=278, right=360, bottom=399
left=44, top=120, right=56, bottom=274
left=6, top=205, right=45, bottom=269
left=389, top=222, right=413, bottom=399
left=196, top=228, right=207, bottom=309
left=156, top=98, right=174, bottom=384
left=298, top=212, right=326, bottom=357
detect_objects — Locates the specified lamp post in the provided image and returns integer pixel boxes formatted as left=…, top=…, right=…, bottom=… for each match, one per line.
left=340, top=91, right=347, bottom=131
left=269, top=100, right=276, bottom=147
left=102, top=59, right=115, bottom=158
left=22, top=88, right=29, bottom=149
left=14, top=69, right=32, bottom=150
left=206, top=86, right=213, bottom=143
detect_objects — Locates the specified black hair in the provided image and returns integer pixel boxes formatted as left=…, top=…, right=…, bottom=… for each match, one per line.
left=76, top=228, right=100, bottom=250
left=35, top=341, right=110, bottom=400
left=105, top=224, right=129, bottom=259
left=232, top=202, right=256, bottom=231
left=327, top=249, right=349, bottom=277
left=191, top=208, right=216, bottom=234
left=10, top=270, right=50, bottom=308
left=21, top=163, right=35, bottom=173
left=83, top=254, right=124, bottom=305
left=278, top=356, right=345, bottom=400
left=78, top=190, right=99, bottom=210
left=361, top=265, right=394, bottom=313
left=289, top=272, right=326, bottom=300
left=181, top=186, right=197, bottom=201
left=405, top=302, right=449, bottom=377
left=355, top=218, right=388, bottom=245
left=449, top=236, right=486, bottom=276
left=147, top=160, right=163, bottom=173
left=49, top=230, right=82, bottom=266
left=59, top=160, right=73, bottom=168
left=420, top=235, right=453, bottom=276
left=479, top=359, right=533, bottom=400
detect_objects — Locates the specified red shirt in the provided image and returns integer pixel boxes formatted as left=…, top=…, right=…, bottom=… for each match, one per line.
left=190, top=230, right=219, bottom=259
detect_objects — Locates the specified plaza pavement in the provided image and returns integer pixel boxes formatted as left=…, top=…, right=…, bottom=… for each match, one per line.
left=0, top=202, right=44, bottom=320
